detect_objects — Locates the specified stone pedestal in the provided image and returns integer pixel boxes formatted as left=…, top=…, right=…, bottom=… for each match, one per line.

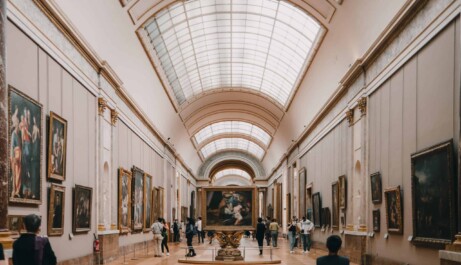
left=343, top=232, right=367, bottom=264
left=98, top=232, right=119, bottom=264
left=215, top=231, right=244, bottom=261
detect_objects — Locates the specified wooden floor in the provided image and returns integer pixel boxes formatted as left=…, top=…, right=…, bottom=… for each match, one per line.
left=106, top=236, right=358, bottom=265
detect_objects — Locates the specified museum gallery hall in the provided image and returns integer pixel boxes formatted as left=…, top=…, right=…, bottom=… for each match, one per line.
left=0, top=0, right=461, bottom=265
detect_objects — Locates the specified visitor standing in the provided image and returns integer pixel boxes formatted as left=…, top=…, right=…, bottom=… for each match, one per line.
left=196, top=217, right=204, bottom=243
left=316, top=235, right=350, bottom=265
left=151, top=218, right=164, bottom=257
left=265, top=216, right=271, bottom=246
left=0, top=243, right=5, bottom=265
left=288, top=221, right=297, bottom=253
left=173, top=219, right=180, bottom=242
left=255, top=217, right=266, bottom=255
left=185, top=218, right=196, bottom=257
left=269, top=218, right=279, bottom=247
left=300, top=216, right=314, bottom=253
left=161, top=219, right=170, bottom=256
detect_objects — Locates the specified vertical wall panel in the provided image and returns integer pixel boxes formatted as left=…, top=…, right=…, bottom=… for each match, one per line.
left=389, top=71, right=403, bottom=187
left=48, top=59, right=61, bottom=114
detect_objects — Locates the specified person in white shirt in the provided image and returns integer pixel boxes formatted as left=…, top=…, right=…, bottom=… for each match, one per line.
left=151, top=218, right=164, bottom=257
left=196, top=217, right=204, bottom=243
left=300, top=216, right=314, bottom=253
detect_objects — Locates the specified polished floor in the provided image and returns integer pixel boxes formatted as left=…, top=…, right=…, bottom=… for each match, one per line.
left=106, top=236, right=357, bottom=265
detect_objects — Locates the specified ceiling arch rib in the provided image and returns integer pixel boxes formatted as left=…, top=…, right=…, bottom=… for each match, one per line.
left=200, top=138, right=265, bottom=160
left=194, top=121, right=271, bottom=146
left=214, top=168, right=252, bottom=181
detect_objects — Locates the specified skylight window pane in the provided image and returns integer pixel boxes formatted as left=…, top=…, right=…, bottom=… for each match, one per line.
left=200, top=138, right=265, bottom=160
left=214, top=169, right=251, bottom=180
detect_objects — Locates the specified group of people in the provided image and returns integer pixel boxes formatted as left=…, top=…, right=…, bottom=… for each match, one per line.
left=150, top=217, right=171, bottom=257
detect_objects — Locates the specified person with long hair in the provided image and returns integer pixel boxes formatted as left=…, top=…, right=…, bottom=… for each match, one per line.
left=161, top=218, right=170, bottom=256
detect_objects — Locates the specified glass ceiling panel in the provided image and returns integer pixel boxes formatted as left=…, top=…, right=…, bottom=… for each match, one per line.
left=214, top=168, right=251, bottom=180
left=200, top=138, right=265, bottom=160
left=145, top=0, right=322, bottom=106
left=194, top=121, right=271, bottom=146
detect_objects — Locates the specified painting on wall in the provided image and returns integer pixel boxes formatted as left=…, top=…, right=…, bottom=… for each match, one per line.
left=312, top=192, right=322, bottom=228
left=7, top=215, right=25, bottom=236
left=321, top=207, right=331, bottom=229
left=202, top=186, right=256, bottom=231
left=118, top=168, right=132, bottom=234
left=384, top=186, right=403, bottom=234
left=131, top=166, right=144, bottom=232
left=72, top=185, right=92, bottom=233
left=370, top=172, right=382, bottom=204
left=411, top=140, right=456, bottom=248
left=331, top=182, right=339, bottom=229
left=47, top=112, right=67, bottom=181
left=158, top=187, right=164, bottom=219
left=338, top=175, right=347, bottom=209
left=152, top=187, right=159, bottom=222
left=8, top=86, right=42, bottom=204
left=181, top=206, right=188, bottom=223
left=144, top=173, right=153, bottom=232
left=372, top=209, right=380, bottom=232
left=48, top=184, right=65, bottom=236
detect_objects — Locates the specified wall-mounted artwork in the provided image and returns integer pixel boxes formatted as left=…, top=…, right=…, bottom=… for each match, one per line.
left=411, top=140, right=455, bottom=248
left=73, top=185, right=92, bottom=233
left=158, top=187, right=164, bottom=219
left=48, top=184, right=65, bottom=236
left=7, top=215, right=25, bottom=236
left=118, top=168, right=132, bottom=234
left=47, top=111, right=67, bottom=181
left=8, top=86, right=42, bottom=205
left=384, top=186, right=403, bottom=234
left=131, top=166, right=144, bottom=232
left=321, top=207, right=331, bottom=229
left=152, top=187, right=159, bottom=222
left=312, top=192, right=322, bottom=228
left=372, top=209, right=380, bottom=232
left=338, top=175, right=347, bottom=209
left=331, top=182, right=339, bottom=229
left=202, top=186, right=256, bottom=231
left=370, top=172, right=382, bottom=204
left=144, top=173, right=153, bottom=232
left=181, top=206, right=188, bottom=223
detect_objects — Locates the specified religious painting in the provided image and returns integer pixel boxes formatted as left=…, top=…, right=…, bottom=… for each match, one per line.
left=143, top=173, right=152, bottom=232
left=338, top=175, right=347, bottom=209
left=152, top=187, right=159, bottom=222
left=321, top=207, right=331, bottom=229
left=8, top=86, right=42, bottom=204
left=48, top=184, right=65, bottom=236
left=372, top=209, right=380, bottom=232
left=312, top=192, right=322, bottom=228
left=158, top=187, right=165, bottom=219
left=118, top=167, right=132, bottom=234
left=370, top=172, right=382, bottom=204
left=332, top=182, right=339, bottom=229
left=202, top=186, right=256, bottom=231
left=47, top=112, right=67, bottom=181
left=131, top=166, right=144, bottom=232
left=73, top=185, right=92, bottom=233
left=181, top=206, right=188, bottom=223
left=384, top=186, right=403, bottom=234
left=411, top=140, right=456, bottom=248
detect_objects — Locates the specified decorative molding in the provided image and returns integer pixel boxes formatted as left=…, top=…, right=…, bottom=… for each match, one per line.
left=98, top=97, right=107, bottom=116
left=110, top=108, right=119, bottom=126
left=345, top=109, right=354, bottom=126
left=358, top=97, right=367, bottom=116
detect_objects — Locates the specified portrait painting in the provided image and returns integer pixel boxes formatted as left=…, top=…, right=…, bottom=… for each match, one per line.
left=411, top=140, right=455, bottom=248
left=144, top=173, right=152, bottom=232
left=131, top=166, right=144, bottom=232
left=73, top=185, right=92, bottom=233
left=370, top=172, right=382, bottom=204
left=338, top=175, right=347, bottom=209
left=384, top=186, right=403, bottom=234
left=48, top=184, right=65, bottom=236
left=152, top=187, right=159, bottom=222
left=312, top=192, right=322, bottom=228
left=8, top=86, right=42, bottom=204
left=321, top=207, right=331, bottom=229
left=118, top=167, right=132, bottom=234
left=48, top=112, right=67, bottom=181
left=332, top=182, right=339, bottom=229
left=372, top=209, right=380, bottom=232
left=202, top=186, right=256, bottom=231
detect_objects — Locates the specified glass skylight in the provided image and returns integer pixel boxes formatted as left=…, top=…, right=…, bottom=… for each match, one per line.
left=145, top=0, right=322, bottom=106
left=200, top=138, right=265, bottom=159
left=194, top=121, right=271, bottom=146
left=214, top=168, right=251, bottom=180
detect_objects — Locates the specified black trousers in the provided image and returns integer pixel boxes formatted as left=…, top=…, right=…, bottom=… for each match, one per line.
left=161, top=236, right=169, bottom=253
left=174, top=232, right=179, bottom=242
left=187, top=236, right=195, bottom=254
left=257, top=237, right=264, bottom=253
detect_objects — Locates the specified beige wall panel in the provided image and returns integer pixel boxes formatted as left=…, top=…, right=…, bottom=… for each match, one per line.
left=87, top=93, right=96, bottom=184
left=38, top=50, right=48, bottom=107
left=73, top=81, right=89, bottom=182
left=369, top=94, right=376, bottom=174
left=388, top=71, right=404, bottom=187
left=48, top=58, right=62, bottom=114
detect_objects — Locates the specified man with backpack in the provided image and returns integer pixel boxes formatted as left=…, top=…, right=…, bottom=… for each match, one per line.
left=185, top=218, right=197, bottom=257
left=173, top=219, right=180, bottom=242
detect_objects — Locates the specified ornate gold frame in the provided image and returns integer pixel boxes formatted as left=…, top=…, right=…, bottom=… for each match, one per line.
left=331, top=181, right=339, bottom=229
left=131, top=166, right=144, bottom=232
left=370, top=172, right=382, bottom=204
left=384, top=186, right=403, bottom=234
left=338, top=175, right=347, bottom=210
left=118, top=167, right=132, bottom=234
left=202, top=186, right=257, bottom=231
left=48, top=184, right=65, bottom=236
left=72, top=185, right=92, bottom=233
left=47, top=111, right=67, bottom=181
left=143, top=173, right=153, bottom=232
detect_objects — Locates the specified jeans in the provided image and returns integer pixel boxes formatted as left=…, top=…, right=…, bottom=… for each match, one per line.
left=187, top=235, right=195, bottom=254
left=271, top=231, right=278, bottom=247
left=288, top=233, right=296, bottom=251
left=301, top=234, right=311, bottom=251
left=152, top=234, right=163, bottom=256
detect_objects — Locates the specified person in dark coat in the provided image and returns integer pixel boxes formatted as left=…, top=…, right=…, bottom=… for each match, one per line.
left=13, top=214, right=57, bottom=265
left=0, top=243, right=5, bottom=264
left=255, top=217, right=266, bottom=255
left=185, top=218, right=196, bottom=257
left=316, top=235, right=349, bottom=265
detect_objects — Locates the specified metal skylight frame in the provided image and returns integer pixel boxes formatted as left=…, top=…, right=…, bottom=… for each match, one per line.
left=194, top=121, right=271, bottom=146
left=200, top=137, right=265, bottom=159
left=214, top=168, right=252, bottom=180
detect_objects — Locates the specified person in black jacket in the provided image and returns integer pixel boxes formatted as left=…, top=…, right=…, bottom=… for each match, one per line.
left=316, top=235, right=349, bottom=265
left=13, top=214, right=57, bottom=265
left=185, top=218, right=196, bottom=257
left=0, top=243, right=5, bottom=265
left=255, top=217, right=266, bottom=255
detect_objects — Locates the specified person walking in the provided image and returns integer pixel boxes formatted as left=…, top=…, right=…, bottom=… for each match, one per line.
left=173, top=219, right=180, bottom=242
left=255, top=217, right=266, bottom=255
left=151, top=217, right=164, bottom=257
left=300, top=216, right=314, bottom=253
left=288, top=221, right=297, bottom=254
left=185, top=218, right=196, bottom=257
left=196, top=217, right=204, bottom=243
left=265, top=216, right=271, bottom=246
left=207, top=230, right=215, bottom=244
left=269, top=218, right=279, bottom=248
left=161, top=219, right=170, bottom=256
left=0, top=243, right=4, bottom=265
left=316, top=235, right=350, bottom=265
left=13, top=214, right=57, bottom=265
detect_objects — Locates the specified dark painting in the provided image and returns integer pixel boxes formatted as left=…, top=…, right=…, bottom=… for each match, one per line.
left=372, top=209, right=380, bottom=232
left=132, top=166, right=144, bottom=232
left=332, top=182, right=339, bottom=229
left=73, top=185, right=92, bottom=233
left=321, top=207, right=331, bottom=228
left=312, top=192, right=321, bottom=228
left=144, top=173, right=152, bottom=232
left=338, top=175, right=347, bottom=209
left=48, top=184, right=65, bottom=236
left=48, top=112, right=67, bottom=181
left=384, top=186, right=402, bottom=234
left=370, top=172, right=382, bottom=204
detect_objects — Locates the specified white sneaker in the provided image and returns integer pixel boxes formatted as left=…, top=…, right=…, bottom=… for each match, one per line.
left=166, top=253, right=170, bottom=256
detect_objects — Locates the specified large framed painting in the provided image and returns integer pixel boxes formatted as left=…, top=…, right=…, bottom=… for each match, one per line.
left=152, top=187, right=159, bottom=222
left=312, top=192, right=322, bottom=228
left=48, top=184, right=65, bottom=236
left=331, top=182, right=339, bottom=229
left=131, top=166, right=144, bottom=232
left=118, top=167, right=132, bottom=234
left=370, top=172, right=382, bottom=204
left=47, top=112, right=67, bottom=181
left=372, top=209, right=380, bottom=232
left=411, top=140, right=455, bottom=248
left=338, top=175, right=347, bottom=209
left=73, top=185, right=92, bottom=233
left=181, top=206, right=188, bottom=223
left=8, top=86, right=43, bottom=204
left=384, top=186, right=403, bottom=234
left=158, top=187, right=164, bottom=219
left=143, top=173, right=153, bottom=232
left=202, top=186, right=257, bottom=231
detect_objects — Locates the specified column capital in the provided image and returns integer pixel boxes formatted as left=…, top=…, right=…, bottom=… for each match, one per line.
left=346, top=109, right=354, bottom=126
left=98, top=97, right=107, bottom=116
left=358, top=97, right=367, bottom=116
left=110, top=108, right=118, bottom=126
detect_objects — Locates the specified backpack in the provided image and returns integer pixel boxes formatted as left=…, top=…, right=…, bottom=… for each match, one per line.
left=193, top=225, right=198, bottom=236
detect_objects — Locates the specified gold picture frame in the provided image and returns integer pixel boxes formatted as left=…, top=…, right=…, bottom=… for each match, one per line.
left=47, top=111, right=67, bottom=181
left=48, top=184, right=65, bottom=236
left=202, top=186, right=257, bottom=231
left=338, top=175, right=347, bottom=209
left=118, top=167, right=132, bottom=234
left=384, top=186, right=403, bottom=234
left=331, top=181, right=339, bottom=229
left=131, top=166, right=144, bottom=232
left=143, top=173, right=153, bottom=232
left=73, top=185, right=92, bottom=233
left=7, top=215, right=25, bottom=237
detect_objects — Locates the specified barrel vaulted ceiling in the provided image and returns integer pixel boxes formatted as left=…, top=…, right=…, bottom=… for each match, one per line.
left=121, top=0, right=339, bottom=167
